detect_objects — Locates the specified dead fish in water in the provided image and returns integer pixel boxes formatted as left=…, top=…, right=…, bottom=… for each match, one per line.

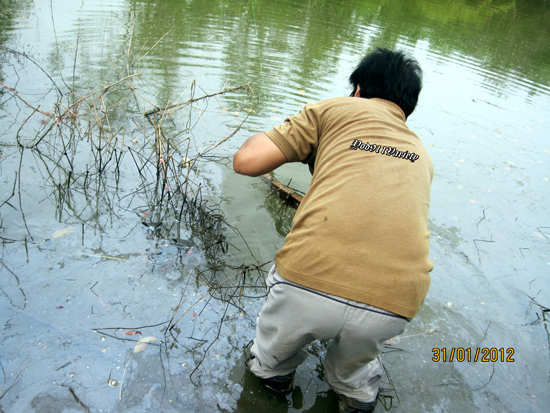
left=141, top=220, right=162, bottom=230
left=98, top=296, right=110, bottom=309
left=52, top=226, right=75, bottom=239
left=170, top=238, right=194, bottom=248
left=180, top=156, right=192, bottom=169
left=170, top=239, right=196, bottom=258
left=384, top=337, right=400, bottom=346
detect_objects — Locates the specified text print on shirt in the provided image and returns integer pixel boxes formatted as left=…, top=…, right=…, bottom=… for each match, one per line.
left=349, top=139, right=420, bottom=163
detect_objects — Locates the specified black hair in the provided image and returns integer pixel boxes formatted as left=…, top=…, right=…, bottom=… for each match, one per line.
left=349, top=48, right=423, bottom=118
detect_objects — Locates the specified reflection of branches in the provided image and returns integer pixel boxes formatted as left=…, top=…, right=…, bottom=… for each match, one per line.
left=379, top=365, right=399, bottom=410
left=2, top=44, right=265, bottom=400
left=91, top=261, right=272, bottom=391
left=473, top=237, right=495, bottom=265
left=64, top=385, right=90, bottom=413
left=189, top=299, right=230, bottom=385
left=16, top=149, right=33, bottom=242
left=525, top=294, right=550, bottom=371
left=0, top=259, right=27, bottom=310
left=470, top=363, right=495, bottom=391
left=2, top=66, right=254, bottom=249
left=0, top=355, right=29, bottom=403
left=1, top=82, right=52, bottom=121
left=164, top=260, right=272, bottom=382
left=0, top=46, right=63, bottom=96
left=0, top=172, right=17, bottom=211
left=167, top=260, right=273, bottom=333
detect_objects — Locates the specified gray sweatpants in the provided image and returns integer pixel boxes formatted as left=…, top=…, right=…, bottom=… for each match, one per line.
left=248, top=265, right=409, bottom=403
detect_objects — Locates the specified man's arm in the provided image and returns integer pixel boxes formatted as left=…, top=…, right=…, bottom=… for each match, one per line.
left=233, top=132, right=288, bottom=177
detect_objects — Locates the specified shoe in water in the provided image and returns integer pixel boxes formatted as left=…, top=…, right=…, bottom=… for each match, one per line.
left=337, top=393, right=377, bottom=413
left=261, top=371, right=295, bottom=395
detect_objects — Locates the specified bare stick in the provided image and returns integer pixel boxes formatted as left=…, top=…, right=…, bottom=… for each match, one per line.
left=0, top=354, right=29, bottom=401
left=50, top=0, right=69, bottom=90
left=1, top=82, right=50, bottom=117
left=476, top=206, right=491, bottom=228
left=16, top=149, right=33, bottom=242
left=67, top=386, right=90, bottom=412
left=189, top=299, right=230, bottom=382
left=143, top=83, right=252, bottom=117
left=0, top=46, right=62, bottom=96
left=0, top=259, right=26, bottom=309
left=473, top=237, right=495, bottom=264
left=136, top=31, right=171, bottom=63
left=0, top=172, right=18, bottom=210
left=32, top=74, right=141, bottom=147
left=536, top=227, right=549, bottom=240
left=470, top=363, right=495, bottom=391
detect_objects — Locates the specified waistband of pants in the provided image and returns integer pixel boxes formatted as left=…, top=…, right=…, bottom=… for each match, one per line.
left=268, top=267, right=411, bottom=322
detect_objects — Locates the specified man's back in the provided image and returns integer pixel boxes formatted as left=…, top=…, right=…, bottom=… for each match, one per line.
left=267, top=96, right=434, bottom=318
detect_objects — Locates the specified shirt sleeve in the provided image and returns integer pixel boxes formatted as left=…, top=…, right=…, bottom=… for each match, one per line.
left=265, top=102, right=321, bottom=164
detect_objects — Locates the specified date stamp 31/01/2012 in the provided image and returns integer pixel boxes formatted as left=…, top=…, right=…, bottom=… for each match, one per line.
left=432, top=347, right=515, bottom=362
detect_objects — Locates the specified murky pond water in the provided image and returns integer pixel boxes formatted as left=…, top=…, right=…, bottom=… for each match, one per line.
left=1, top=0, right=549, bottom=412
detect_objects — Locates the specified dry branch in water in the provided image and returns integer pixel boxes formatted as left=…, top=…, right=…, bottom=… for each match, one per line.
left=1, top=47, right=270, bottom=384
left=261, top=173, right=304, bottom=209
left=0, top=31, right=286, bottom=405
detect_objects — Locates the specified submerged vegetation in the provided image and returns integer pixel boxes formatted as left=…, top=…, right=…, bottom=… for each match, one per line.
left=1, top=1, right=549, bottom=411
left=0, top=41, right=258, bottom=263
left=0, top=32, right=282, bottom=407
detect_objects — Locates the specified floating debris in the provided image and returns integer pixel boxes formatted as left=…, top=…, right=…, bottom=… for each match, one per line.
left=52, top=227, right=75, bottom=239
left=180, top=156, right=191, bottom=169
left=445, top=301, right=454, bottom=308
left=384, top=337, right=400, bottom=346
left=133, top=336, right=157, bottom=353
left=141, top=220, right=162, bottom=230
left=170, top=238, right=194, bottom=248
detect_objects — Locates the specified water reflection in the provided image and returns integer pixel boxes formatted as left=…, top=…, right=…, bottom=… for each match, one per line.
left=118, top=0, right=550, bottom=106
left=1, top=0, right=549, bottom=411
left=3, top=0, right=548, bottom=119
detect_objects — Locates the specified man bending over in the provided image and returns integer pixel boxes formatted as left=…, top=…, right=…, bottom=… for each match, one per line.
left=233, top=48, right=434, bottom=413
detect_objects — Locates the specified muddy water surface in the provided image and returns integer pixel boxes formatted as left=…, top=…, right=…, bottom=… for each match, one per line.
left=1, top=0, right=549, bottom=412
